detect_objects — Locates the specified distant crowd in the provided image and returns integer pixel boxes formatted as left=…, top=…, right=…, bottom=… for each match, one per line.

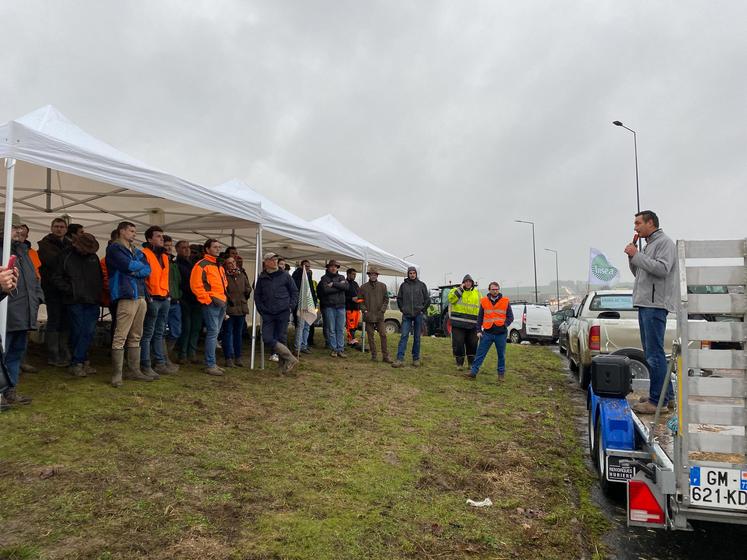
left=0, top=216, right=515, bottom=411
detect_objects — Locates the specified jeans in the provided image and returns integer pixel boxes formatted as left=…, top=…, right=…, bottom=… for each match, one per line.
left=638, top=307, right=672, bottom=405
left=261, top=310, right=290, bottom=350
left=295, top=319, right=311, bottom=351
left=178, top=301, right=203, bottom=358
left=67, top=304, right=100, bottom=365
left=322, top=307, right=346, bottom=353
left=167, top=300, right=182, bottom=341
left=140, top=298, right=170, bottom=366
left=201, top=303, right=225, bottom=367
left=471, top=331, right=507, bottom=376
left=4, top=330, right=28, bottom=387
left=223, top=315, right=246, bottom=359
left=397, top=313, right=424, bottom=361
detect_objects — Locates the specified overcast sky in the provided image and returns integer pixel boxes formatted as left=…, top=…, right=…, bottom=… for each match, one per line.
left=1, top=1, right=745, bottom=290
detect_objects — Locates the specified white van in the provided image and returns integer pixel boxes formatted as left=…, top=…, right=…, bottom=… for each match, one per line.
left=508, top=303, right=554, bottom=344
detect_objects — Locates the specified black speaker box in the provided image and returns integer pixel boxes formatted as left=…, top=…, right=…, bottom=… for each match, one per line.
left=591, top=355, right=632, bottom=398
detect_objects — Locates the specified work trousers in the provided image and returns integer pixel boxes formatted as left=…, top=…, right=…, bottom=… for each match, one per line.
left=178, top=300, right=203, bottom=358
left=365, top=320, right=389, bottom=358
left=111, top=298, right=147, bottom=350
left=451, top=325, right=478, bottom=366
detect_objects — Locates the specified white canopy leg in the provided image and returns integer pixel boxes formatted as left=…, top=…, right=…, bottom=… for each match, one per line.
left=0, top=158, right=16, bottom=344
left=250, top=225, right=261, bottom=369
left=361, top=260, right=367, bottom=353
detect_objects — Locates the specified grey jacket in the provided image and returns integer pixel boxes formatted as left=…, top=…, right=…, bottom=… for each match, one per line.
left=397, top=277, right=430, bottom=317
left=629, top=229, right=679, bottom=313
left=2, top=241, right=44, bottom=332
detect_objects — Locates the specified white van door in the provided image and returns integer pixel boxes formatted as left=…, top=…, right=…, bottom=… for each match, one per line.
left=525, top=305, right=553, bottom=339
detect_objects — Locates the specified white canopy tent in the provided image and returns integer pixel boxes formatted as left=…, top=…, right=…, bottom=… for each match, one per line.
left=310, top=214, right=413, bottom=276
left=0, top=105, right=268, bottom=344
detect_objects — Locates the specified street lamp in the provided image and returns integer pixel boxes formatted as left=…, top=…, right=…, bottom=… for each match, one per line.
left=545, top=248, right=559, bottom=311
left=515, top=219, right=538, bottom=303
left=613, top=121, right=642, bottom=249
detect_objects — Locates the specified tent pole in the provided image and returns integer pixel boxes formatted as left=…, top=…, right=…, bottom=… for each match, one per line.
left=360, top=259, right=367, bottom=353
left=230, top=228, right=235, bottom=247
left=258, top=226, right=265, bottom=369
left=250, top=225, right=261, bottom=370
left=45, top=168, right=52, bottom=211
left=0, top=158, right=17, bottom=343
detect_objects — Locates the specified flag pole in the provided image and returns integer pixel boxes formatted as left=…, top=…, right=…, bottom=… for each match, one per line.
left=250, top=225, right=261, bottom=369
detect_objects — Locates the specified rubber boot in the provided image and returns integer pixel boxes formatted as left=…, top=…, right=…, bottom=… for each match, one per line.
left=162, top=340, right=179, bottom=373
left=45, top=331, right=62, bottom=366
left=124, top=347, right=154, bottom=381
left=274, top=343, right=299, bottom=374
left=141, top=362, right=160, bottom=380
left=111, top=348, right=125, bottom=387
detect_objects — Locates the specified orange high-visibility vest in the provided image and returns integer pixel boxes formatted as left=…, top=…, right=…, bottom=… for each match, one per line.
left=142, top=247, right=170, bottom=298
left=480, top=296, right=509, bottom=329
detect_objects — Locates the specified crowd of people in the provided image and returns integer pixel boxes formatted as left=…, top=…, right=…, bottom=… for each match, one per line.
left=0, top=215, right=517, bottom=411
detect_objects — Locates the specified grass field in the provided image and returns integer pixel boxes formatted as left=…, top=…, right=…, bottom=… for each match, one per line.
left=0, top=336, right=606, bottom=559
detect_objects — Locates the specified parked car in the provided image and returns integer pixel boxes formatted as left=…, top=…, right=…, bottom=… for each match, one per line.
left=557, top=304, right=580, bottom=354
left=565, top=289, right=676, bottom=388
left=383, top=298, right=403, bottom=334
left=552, top=306, right=576, bottom=342
left=507, top=303, right=554, bottom=344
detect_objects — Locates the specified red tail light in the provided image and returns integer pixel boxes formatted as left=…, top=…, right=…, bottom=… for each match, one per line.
left=589, top=325, right=601, bottom=351
left=701, top=340, right=711, bottom=350
left=628, top=479, right=665, bottom=524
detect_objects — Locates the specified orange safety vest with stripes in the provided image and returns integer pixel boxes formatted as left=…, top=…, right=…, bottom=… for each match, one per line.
left=142, top=247, right=170, bottom=298
left=190, top=254, right=227, bottom=305
left=480, top=296, right=509, bottom=330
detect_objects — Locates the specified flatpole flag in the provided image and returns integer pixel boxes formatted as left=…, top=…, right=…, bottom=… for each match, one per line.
left=588, top=247, right=620, bottom=287
left=298, top=270, right=317, bottom=325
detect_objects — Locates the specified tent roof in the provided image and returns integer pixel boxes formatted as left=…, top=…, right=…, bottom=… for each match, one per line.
left=0, top=105, right=262, bottom=240
left=211, top=179, right=367, bottom=268
left=310, top=214, right=412, bottom=275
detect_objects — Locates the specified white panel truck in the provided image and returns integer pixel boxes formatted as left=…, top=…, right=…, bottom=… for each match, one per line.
left=588, top=239, right=746, bottom=529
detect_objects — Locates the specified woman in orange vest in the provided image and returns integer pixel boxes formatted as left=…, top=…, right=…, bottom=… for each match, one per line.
left=467, top=281, right=514, bottom=381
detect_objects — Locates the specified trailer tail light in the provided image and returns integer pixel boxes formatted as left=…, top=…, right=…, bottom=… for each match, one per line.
left=589, top=326, right=601, bottom=351
left=628, top=479, right=665, bottom=524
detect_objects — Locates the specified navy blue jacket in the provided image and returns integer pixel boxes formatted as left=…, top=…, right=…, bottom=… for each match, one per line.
left=255, top=269, right=298, bottom=316
left=105, top=240, right=151, bottom=302
left=476, top=293, right=514, bottom=335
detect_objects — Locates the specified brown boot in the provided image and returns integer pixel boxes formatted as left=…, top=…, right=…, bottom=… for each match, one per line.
left=111, top=348, right=125, bottom=387
left=4, top=387, right=32, bottom=405
left=124, top=347, right=154, bottom=382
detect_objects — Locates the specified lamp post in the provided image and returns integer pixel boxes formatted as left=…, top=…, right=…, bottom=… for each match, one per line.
left=545, top=248, right=559, bottom=311
left=613, top=120, right=642, bottom=249
left=515, top=219, right=538, bottom=303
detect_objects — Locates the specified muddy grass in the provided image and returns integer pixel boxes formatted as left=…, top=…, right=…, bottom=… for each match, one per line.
left=0, top=337, right=606, bottom=559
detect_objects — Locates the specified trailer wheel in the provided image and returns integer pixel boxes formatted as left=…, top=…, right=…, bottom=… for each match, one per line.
left=595, top=414, right=623, bottom=498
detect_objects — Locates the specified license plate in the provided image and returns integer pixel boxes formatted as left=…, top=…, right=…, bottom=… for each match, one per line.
left=606, top=456, right=637, bottom=482
left=689, top=466, right=747, bottom=510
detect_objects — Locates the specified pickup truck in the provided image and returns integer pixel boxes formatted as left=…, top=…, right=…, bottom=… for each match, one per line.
left=566, top=289, right=676, bottom=388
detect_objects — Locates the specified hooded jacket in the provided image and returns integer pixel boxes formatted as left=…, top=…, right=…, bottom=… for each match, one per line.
left=1, top=241, right=44, bottom=332
left=105, top=239, right=151, bottom=302
left=37, top=233, right=70, bottom=300
left=255, top=268, right=298, bottom=316
left=52, top=246, right=104, bottom=306
left=396, top=267, right=430, bottom=317
left=317, top=271, right=348, bottom=309
left=629, top=228, right=679, bottom=313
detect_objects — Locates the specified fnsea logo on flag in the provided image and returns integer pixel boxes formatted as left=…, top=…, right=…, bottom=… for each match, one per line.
left=588, top=248, right=620, bottom=287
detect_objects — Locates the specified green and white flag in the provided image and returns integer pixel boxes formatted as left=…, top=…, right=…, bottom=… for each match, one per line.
left=298, top=270, right=317, bottom=326
left=588, top=248, right=620, bottom=286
